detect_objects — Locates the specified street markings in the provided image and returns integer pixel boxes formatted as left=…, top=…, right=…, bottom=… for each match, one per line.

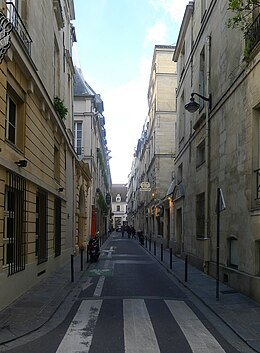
left=165, top=300, right=226, bottom=353
left=56, top=299, right=102, bottom=353
left=56, top=299, right=230, bottom=353
left=124, top=299, right=160, bottom=353
left=86, top=268, right=113, bottom=277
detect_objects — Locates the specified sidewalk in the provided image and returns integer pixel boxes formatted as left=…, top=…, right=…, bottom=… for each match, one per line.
left=143, top=238, right=260, bottom=353
left=0, top=234, right=259, bottom=352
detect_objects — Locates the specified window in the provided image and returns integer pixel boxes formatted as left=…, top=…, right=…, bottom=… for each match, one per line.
left=116, top=194, right=121, bottom=202
left=228, top=237, right=238, bottom=269
left=199, top=47, right=205, bottom=109
left=74, top=121, right=83, bottom=155
left=36, top=190, right=48, bottom=264
left=6, top=95, right=17, bottom=145
left=177, top=164, right=183, bottom=184
left=54, top=39, right=60, bottom=97
left=196, top=140, right=206, bottom=167
left=179, top=93, right=185, bottom=143
left=196, top=193, right=205, bottom=238
left=54, top=144, right=60, bottom=181
left=117, top=205, right=120, bottom=212
left=5, top=82, right=25, bottom=150
left=54, top=197, right=61, bottom=257
left=4, top=172, right=26, bottom=275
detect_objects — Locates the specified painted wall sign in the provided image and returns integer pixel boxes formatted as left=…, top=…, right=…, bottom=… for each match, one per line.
left=0, top=12, right=13, bottom=64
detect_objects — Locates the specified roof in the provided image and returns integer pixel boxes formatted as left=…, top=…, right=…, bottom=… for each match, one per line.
left=111, top=184, right=127, bottom=201
left=73, top=67, right=96, bottom=97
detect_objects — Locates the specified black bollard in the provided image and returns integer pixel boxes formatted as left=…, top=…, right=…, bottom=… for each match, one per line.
left=145, top=237, right=147, bottom=248
left=154, top=241, right=156, bottom=256
left=87, top=245, right=89, bottom=263
left=185, top=255, right=188, bottom=282
left=170, top=248, right=173, bottom=270
left=160, top=244, right=163, bottom=262
left=80, top=248, right=83, bottom=271
left=149, top=237, right=151, bottom=251
left=71, top=254, right=74, bottom=282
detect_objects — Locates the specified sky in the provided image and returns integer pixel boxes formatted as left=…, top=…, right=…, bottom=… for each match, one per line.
left=72, top=0, right=188, bottom=184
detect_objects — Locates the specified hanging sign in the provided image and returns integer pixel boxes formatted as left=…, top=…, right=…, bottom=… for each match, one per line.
left=140, top=181, right=151, bottom=191
left=0, top=12, right=13, bottom=64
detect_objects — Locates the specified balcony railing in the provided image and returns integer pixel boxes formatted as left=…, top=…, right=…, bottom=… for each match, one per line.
left=255, top=168, right=260, bottom=201
left=6, top=2, right=32, bottom=55
left=245, top=14, right=260, bottom=57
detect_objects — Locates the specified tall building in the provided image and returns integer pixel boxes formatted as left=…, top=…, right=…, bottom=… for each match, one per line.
left=0, top=0, right=86, bottom=310
left=173, top=1, right=260, bottom=301
left=127, top=45, right=177, bottom=244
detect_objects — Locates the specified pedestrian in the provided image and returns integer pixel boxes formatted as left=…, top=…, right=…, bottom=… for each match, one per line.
left=121, top=225, right=125, bottom=238
left=137, top=229, right=144, bottom=245
left=126, top=225, right=131, bottom=238
left=131, top=226, right=136, bottom=239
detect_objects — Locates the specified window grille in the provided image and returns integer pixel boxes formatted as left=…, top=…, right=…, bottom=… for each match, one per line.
left=4, top=172, right=26, bottom=275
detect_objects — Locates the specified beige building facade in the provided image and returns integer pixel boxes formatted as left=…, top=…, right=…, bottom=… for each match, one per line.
left=173, top=0, right=260, bottom=301
left=0, top=0, right=90, bottom=310
left=127, top=45, right=177, bottom=244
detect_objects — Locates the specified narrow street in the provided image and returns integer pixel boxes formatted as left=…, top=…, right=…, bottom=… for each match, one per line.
left=2, top=232, right=252, bottom=353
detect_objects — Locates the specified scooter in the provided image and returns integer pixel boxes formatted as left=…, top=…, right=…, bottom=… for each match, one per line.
left=88, top=237, right=100, bottom=262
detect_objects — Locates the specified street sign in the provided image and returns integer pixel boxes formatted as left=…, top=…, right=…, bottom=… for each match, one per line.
left=140, top=181, right=151, bottom=191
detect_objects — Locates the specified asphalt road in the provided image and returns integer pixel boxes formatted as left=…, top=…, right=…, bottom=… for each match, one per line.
left=4, top=233, right=242, bottom=353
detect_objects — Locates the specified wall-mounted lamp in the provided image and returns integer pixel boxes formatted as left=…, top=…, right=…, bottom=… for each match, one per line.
left=15, top=160, right=27, bottom=167
left=57, top=187, right=64, bottom=192
left=184, top=92, right=212, bottom=113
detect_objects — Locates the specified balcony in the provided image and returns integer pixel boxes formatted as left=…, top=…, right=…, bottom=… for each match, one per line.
left=255, top=168, right=260, bottom=201
left=245, top=14, right=260, bottom=59
left=6, top=2, right=32, bottom=55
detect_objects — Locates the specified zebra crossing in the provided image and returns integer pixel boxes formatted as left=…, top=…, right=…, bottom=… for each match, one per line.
left=55, top=298, right=228, bottom=353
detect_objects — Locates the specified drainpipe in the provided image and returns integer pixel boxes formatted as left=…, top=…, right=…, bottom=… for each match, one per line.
left=204, top=35, right=211, bottom=272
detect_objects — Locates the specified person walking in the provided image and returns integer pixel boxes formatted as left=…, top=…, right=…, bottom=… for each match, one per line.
left=121, top=225, right=125, bottom=238
left=131, top=226, right=136, bottom=239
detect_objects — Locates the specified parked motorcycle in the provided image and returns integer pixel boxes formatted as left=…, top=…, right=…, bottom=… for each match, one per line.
left=88, top=236, right=100, bottom=262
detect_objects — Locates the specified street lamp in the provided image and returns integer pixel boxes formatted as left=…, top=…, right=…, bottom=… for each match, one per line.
left=184, top=92, right=212, bottom=113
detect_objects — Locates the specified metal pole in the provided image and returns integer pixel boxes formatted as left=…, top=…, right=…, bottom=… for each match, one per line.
left=216, top=188, right=220, bottom=300
left=149, top=237, right=151, bottom=251
left=154, top=241, right=156, bottom=256
left=145, top=236, right=147, bottom=248
left=87, top=245, right=89, bottom=263
left=160, top=244, right=163, bottom=262
left=170, top=248, right=173, bottom=270
left=80, top=248, right=83, bottom=271
left=71, top=254, right=74, bottom=282
left=185, top=255, right=188, bottom=282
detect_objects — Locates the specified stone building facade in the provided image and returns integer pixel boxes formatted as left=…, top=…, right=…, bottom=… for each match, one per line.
left=127, top=45, right=177, bottom=244
left=73, top=67, right=111, bottom=243
left=111, top=184, right=127, bottom=229
left=173, top=0, right=260, bottom=301
left=0, top=0, right=91, bottom=309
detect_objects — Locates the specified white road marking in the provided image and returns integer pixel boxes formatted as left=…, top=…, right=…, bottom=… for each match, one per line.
left=81, top=277, right=93, bottom=291
left=165, top=300, right=226, bottom=353
left=123, top=299, right=160, bottom=353
left=56, top=300, right=102, bottom=353
left=93, top=276, right=105, bottom=296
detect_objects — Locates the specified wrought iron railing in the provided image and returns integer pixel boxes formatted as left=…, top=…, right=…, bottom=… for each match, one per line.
left=6, top=2, right=32, bottom=55
left=245, top=14, right=260, bottom=56
left=255, top=168, right=260, bottom=201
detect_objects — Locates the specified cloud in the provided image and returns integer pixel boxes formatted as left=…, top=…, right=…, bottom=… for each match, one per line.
left=144, top=21, right=168, bottom=46
left=149, top=0, right=189, bottom=24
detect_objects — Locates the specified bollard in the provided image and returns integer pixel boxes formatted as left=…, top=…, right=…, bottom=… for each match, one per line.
left=170, top=248, right=173, bottom=270
left=185, top=255, right=188, bottom=282
left=149, top=238, right=151, bottom=251
left=87, top=245, right=89, bottom=263
left=80, top=248, right=83, bottom=271
left=154, top=241, right=156, bottom=256
left=71, top=254, right=74, bottom=282
left=145, top=237, right=147, bottom=248
left=160, top=244, right=163, bottom=262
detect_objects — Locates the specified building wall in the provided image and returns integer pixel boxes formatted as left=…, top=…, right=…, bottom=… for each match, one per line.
left=174, top=0, right=260, bottom=301
left=0, top=0, right=77, bottom=310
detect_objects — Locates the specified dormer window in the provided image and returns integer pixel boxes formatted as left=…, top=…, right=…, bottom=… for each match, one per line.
left=116, top=194, right=121, bottom=203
